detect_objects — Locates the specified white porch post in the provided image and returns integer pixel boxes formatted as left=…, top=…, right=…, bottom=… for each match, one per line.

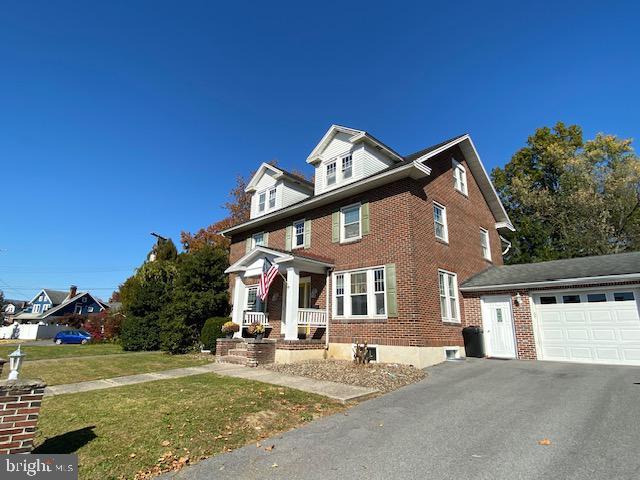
left=284, top=266, right=300, bottom=340
left=231, top=274, right=246, bottom=338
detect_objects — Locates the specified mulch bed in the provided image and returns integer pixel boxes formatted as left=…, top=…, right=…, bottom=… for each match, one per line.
left=263, top=359, right=426, bottom=393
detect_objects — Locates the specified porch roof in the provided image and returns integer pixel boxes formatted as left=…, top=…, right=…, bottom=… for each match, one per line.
left=225, top=246, right=334, bottom=276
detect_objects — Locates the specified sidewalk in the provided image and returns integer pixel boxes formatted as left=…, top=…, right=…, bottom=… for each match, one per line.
left=44, top=362, right=378, bottom=402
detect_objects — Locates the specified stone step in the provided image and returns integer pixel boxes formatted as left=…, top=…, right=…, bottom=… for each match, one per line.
left=218, top=355, right=247, bottom=365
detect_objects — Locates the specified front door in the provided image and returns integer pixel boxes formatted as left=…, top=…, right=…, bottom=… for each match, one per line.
left=482, top=296, right=517, bottom=358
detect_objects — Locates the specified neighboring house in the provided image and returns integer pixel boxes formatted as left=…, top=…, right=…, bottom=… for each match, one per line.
left=3, top=299, right=28, bottom=324
left=13, top=285, right=107, bottom=325
left=460, top=252, right=640, bottom=366
left=221, top=125, right=514, bottom=367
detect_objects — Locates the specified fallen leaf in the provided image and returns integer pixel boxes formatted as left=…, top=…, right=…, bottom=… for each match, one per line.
left=264, top=445, right=275, bottom=452
left=129, top=453, right=137, bottom=458
left=538, top=438, right=552, bottom=446
left=256, top=442, right=262, bottom=448
left=272, top=463, right=278, bottom=468
left=161, top=441, right=171, bottom=447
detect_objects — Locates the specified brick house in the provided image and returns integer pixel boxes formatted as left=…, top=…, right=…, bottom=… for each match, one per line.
left=220, top=125, right=514, bottom=367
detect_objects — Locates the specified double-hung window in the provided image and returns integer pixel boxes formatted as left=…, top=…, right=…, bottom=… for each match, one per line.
left=341, top=155, right=353, bottom=179
left=480, top=228, right=491, bottom=260
left=33, top=304, right=41, bottom=314
left=453, top=159, right=468, bottom=195
left=341, top=204, right=361, bottom=242
left=433, top=202, right=448, bottom=242
left=326, top=162, right=337, bottom=186
left=293, top=220, right=305, bottom=248
left=268, top=187, right=276, bottom=209
left=438, top=270, right=460, bottom=323
left=258, top=192, right=266, bottom=212
left=252, top=232, right=265, bottom=247
left=333, top=267, right=387, bottom=318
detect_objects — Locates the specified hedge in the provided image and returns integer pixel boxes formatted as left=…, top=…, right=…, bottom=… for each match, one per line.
left=201, top=317, right=229, bottom=352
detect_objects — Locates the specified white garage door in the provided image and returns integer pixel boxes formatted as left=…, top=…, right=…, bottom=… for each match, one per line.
left=534, top=289, right=640, bottom=365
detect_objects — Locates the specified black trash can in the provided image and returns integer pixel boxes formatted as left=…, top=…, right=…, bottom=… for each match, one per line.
left=462, top=326, right=485, bottom=358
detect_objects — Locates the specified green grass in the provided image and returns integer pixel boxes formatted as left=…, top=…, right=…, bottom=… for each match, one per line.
left=1, top=352, right=211, bottom=385
left=0, top=343, right=125, bottom=361
left=34, top=373, right=344, bottom=480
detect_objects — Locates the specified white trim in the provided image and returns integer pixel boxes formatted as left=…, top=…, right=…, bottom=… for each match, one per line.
left=27, top=289, right=51, bottom=305
left=480, top=227, right=491, bottom=260
left=460, top=274, right=640, bottom=292
left=340, top=203, right=362, bottom=243
left=221, top=162, right=430, bottom=236
left=292, top=219, right=305, bottom=249
left=224, top=246, right=334, bottom=275
left=480, top=295, right=517, bottom=359
left=252, top=231, right=266, bottom=248
left=332, top=265, right=388, bottom=320
left=452, top=159, right=468, bottom=195
left=245, top=162, right=313, bottom=193
left=433, top=202, right=448, bottom=243
left=438, top=269, right=461, bottom=323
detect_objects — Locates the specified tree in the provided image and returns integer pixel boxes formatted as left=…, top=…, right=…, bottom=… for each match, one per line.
left=493, top=122, right=640, bottom=264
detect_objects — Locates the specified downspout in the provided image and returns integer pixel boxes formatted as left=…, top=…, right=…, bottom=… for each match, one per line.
left=500, top=235, right=512, bottom=256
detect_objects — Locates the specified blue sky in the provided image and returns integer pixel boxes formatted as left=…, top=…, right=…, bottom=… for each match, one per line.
left=1, top=0, right=639, bottom=300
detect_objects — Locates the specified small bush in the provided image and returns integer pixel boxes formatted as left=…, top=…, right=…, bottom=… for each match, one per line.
left=82, top=311, right=124, bottom=343
left=200, top=317, right=229, bottom=352
left=120, top=314, right=160, bottom=351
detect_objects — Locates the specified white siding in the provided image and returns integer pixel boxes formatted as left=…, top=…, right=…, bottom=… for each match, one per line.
left=250, top=171, right=279, bottom=219
left=282, top=181, right=310, bottom=207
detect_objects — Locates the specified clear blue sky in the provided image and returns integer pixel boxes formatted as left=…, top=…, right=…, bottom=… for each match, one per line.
left=2, top=0, right=639, bottom=300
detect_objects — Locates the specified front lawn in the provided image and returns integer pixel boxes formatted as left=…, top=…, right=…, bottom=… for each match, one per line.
left=0, top=343, right=125, bottom=361
left=35, top=373, right=343, bottom=480
left=2, top=352, right=211, bottom=385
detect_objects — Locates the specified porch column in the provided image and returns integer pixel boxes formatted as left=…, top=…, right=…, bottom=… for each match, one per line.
left=231, top=274, right=245, bottom=338
left=284, top=266, right=300, bottom=340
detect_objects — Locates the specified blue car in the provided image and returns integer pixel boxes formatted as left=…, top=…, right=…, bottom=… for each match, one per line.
left=54, top=330, right=92, bottom=345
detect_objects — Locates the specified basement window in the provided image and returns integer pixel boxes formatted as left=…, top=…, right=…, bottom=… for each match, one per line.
left=352, top=344, right=378, bottom=363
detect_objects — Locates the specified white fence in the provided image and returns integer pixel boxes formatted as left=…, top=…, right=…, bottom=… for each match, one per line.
left=0, top=323, right=68, bottom=340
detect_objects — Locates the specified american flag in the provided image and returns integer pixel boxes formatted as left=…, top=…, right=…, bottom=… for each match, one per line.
left=257, top=257, right=279, bottom=301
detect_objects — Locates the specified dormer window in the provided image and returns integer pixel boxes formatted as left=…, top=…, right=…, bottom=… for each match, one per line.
left=258, top=192, right=266, bottom=212
left=268, top=188, right=276, bottom=209
left=453, top=159, right=468, bottom=195
left=342, top=155, right=352, bottom=179
left=326, top=162, right=337, bottom=186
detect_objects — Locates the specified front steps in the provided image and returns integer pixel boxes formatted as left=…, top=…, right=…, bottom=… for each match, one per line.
left=216, top=338, right=276, bottom=367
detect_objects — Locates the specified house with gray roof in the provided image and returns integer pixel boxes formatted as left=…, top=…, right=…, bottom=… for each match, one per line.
left=13, top=285, right=108, bottom=324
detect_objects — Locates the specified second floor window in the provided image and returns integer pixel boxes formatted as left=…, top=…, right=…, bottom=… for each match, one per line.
left=342, top=155, right=352, bottom=179
left=453, top=159, right=468, bottom=195
left=480, top=228, right=491, bottom=260
left=341, top=204, right=361, bottom=242
left=433, top=202, right=448, bottom=242
left=326, top=162, right=336, bottom=186
left=268, top=187, right=276, bottom=209
left=293, top=220, right=305, bottom=248
left=252, top=232, right=265, bottom=247
left=258, top=192, right=266, bottom=212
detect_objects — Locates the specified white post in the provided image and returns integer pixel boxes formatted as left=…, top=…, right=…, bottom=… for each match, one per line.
left=284, top=266, right=300, bottom=340
left=231, top=274, right=246, bottom=339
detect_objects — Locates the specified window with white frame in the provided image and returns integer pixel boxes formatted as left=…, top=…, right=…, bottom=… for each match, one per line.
left=258, top=192, right=266, bottom=212
left=268, top=187, right=276, bottom=209
left=74, top=304, right=83, bottom=314
left=293, top=220, right=305, bottom=248
left=335, top=274, right=345, bottom=316
left=433, top=202, right=448, bottom=242
left=453, top=159, right=468, bottom=195
left=39, top=295, right=45, bottom=302
left=341, top=204, right=361, bottom=242
left=341, top=155, right=353, bottom=179
left=88, top=307, right=94, bottom=313
left=33, top=304, right=41, bottom=314
left=438, top=270, right=460, bottom=323
left=43, top=304, right=50, bottom=311
left=326, top=162, right=337, bottom=186
left=334, top=267, right=386, bottom=318
left=252, top=232, right=265, bottom=247
left=480, top=228, right=491, bottom=260
left=246, top=286, right=266, bottom=312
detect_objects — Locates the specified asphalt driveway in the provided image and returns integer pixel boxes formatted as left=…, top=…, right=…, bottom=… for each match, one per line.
left=165, top=359, right=640, bottom=480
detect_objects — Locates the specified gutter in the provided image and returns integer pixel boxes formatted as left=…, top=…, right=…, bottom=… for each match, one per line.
left=460, top=273, right=640, bottom=292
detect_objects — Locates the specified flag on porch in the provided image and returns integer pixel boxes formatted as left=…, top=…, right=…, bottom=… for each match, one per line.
left=257, top=257, right=279, bottom=301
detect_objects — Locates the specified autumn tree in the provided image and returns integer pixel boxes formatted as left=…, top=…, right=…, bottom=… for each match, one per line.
left=493, top=122, right=640, bottom=264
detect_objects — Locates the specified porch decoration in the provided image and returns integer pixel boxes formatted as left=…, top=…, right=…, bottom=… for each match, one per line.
left=247, top=322, right=266, bottom=340
left=8, top=345, right=26, bottom=380
left=221, top=321, right=240, bottom=338
left=257, top=257, right=281, bottom=301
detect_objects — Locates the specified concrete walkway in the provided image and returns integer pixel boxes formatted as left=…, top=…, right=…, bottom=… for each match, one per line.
left=44, top=362, right=377, bottom=402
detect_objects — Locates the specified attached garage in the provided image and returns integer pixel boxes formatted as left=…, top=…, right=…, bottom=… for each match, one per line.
left=461, top=252, right=640, bottom=366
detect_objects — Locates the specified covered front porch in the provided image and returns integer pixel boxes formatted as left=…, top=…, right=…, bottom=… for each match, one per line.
left=225, top=247, right=334, bottom=341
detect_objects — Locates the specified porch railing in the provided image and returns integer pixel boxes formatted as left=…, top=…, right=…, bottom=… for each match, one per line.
left=297, top=308, right=327, bottom=327
left=243, top=311, right=269, bottom=326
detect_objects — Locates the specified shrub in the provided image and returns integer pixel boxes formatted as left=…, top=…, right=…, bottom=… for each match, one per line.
left=159, top=314, right=197, bottom=354
left=59, top=313, right=87, bottom=329
left=221, top=321, right=239, bottom=334
left=120, top=314, right=161, bottom=351
left=200, top=317, right=229, bottom=352
left=82, top=311, right=124, bottom=343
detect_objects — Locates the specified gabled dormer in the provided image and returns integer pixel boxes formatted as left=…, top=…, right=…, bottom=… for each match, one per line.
left=306, top=125, right=404, bottom=195
left=246, top=163, right=314, bottom=219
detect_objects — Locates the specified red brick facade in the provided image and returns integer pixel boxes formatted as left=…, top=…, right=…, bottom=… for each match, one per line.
left=229, top=146, right=504, bottom=351
left=0, top=379, right=46, bottom=454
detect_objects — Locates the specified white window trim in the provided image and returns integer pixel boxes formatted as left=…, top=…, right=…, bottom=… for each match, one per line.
left=480, top=227, right=491, bottom=260
left=252, top=231, right=266, bottom=248
left=257, top=186, right=278, bottom=214
left=326, top=162, right=337, bottom=186
left=268, top=187, right=277, bottom=209
left=341, top=154, right=353, bottom=179
left=322, top=150, right=354, bottom=190
left=292, top=219, right=305, bottom=249
left=33, top=304, right=41, bottom=314
left=332, top=266, right=387, bottom=320
left=453, top=159, right=468, bottom=195
left=258, top=192, right=266, bottom=212
left=340, top=202, right=362, bottom=243
left=74, top=304, right=83, bottom=314
left=438, top=269, right=461, bottom=323
left=433, top=202, right=449, bottom=243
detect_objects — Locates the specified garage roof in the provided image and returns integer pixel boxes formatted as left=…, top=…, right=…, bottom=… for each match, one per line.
left=461, top=252, right=640, bottom=291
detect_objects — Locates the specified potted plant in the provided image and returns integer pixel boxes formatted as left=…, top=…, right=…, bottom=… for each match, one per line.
left=247, top=322, right=266, bottom=340
left=221, top=321, right=240, bottom=339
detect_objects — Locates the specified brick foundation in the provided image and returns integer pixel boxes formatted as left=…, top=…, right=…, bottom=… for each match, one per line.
left=0, top=379, right=46, bottom=454
left=215, top=338, right=243, bottom=358
left=216, top=338, right=276, bottom=367
left=276, top=339, right=325, bottom=350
